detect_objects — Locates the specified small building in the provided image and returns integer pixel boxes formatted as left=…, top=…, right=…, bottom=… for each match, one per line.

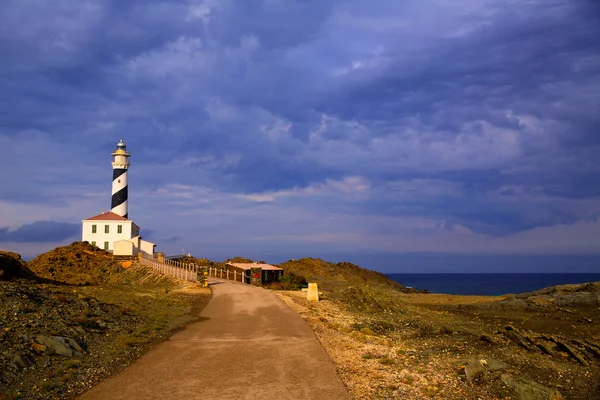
left=81, top=212, right=141, bottom=251
left=113, top=236, right=156, bottom=258
left=226, top=262, right=284, bottom=284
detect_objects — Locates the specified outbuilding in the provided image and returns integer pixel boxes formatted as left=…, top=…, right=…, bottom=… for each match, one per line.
left=226, top=262, right=284, bottom=284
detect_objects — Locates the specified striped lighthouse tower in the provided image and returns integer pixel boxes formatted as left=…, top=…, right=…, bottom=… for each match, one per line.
left=111, top=139, right=131, bottom=218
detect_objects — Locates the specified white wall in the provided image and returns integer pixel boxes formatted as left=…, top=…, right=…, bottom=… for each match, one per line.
left=114, top=240, right=135, bottom=256
left=82, top=220, right=136, bottom=251
left=139, top=240, right=155, bottom=257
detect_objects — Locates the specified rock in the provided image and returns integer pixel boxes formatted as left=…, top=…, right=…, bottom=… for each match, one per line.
left=464, top=357, right=509, bottom=385
left=35, top=335, right=84, bottom=357
left=464, top=358, right=489, bottom=384
left=480, top=334, right=496, bottom=345
left=555, top=292, right=598, bottom=307
left=13, top=354, right=33, bottom=369
left=540, top=335, right=589, bottom=366
left=529, top=296, right=556, bottom=308
left=504, top=326, right=536, bottom=351
left=30, top=342, right=47, bottom=354
left=500, top=374, right=565, bottom=400
left=0, top=251, right=36, bottom=281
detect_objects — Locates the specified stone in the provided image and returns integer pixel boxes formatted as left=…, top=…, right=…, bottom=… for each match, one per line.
left=500, top=374, right=565, bottom=400
left=13, top=354, right=33, bottom=369
left=306, top=282, right=319, bottom=302
left=479, top=334, right=496, bottom=345
left=464, top=357, right=508, bottom=385
left=464, top=358, right=488, bottom=384
left=35, top=335, right=83, bottom=357
left=504, top=326, right=536, bottom=351
left=30, top=342, right=47, bottom=354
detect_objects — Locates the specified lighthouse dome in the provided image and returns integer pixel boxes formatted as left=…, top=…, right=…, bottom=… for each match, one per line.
left=116, top=139, right=126, bottom=149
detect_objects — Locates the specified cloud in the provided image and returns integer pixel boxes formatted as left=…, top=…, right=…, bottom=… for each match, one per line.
left=0, top=221, right=80, bottom=243
left=0, top=0, right=599, bottom=265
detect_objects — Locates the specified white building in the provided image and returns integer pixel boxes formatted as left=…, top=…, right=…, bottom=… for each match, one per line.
left=81, top=140, right=156, bottom=258
left=81, top=211, right=140, bottom=251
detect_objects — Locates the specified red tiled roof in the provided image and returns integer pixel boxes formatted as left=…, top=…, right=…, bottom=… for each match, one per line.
left=227, top=263, right=284, bottom=271
left=84, top=212, right=129, bottom=221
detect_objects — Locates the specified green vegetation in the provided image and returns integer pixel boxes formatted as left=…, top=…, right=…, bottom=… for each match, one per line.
left=27, top=241, right=122, bottom=285
left=278, top=258, right=409, bottom=292
left=264, top=272, right=308, bottom=290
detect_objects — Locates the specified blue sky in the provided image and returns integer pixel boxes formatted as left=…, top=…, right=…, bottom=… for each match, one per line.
left=1, top=0, right=599, bottom=272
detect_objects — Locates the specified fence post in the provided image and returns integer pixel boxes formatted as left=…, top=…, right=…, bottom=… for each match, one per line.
left=227, top=270, right=229, bottom=280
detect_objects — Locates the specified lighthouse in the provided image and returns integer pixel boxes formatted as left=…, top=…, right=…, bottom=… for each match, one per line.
left=111, top=139, right=130, bottom=218
left=81, top=140, right=156, bottom=257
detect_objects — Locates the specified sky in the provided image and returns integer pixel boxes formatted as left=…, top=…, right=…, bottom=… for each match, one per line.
left=1, top=0, right=599, bottom=272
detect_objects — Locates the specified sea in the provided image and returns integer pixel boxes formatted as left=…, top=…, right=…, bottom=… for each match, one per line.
left=386, top=273, right=600, bottom=296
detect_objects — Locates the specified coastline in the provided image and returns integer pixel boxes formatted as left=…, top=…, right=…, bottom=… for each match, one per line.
left=387, top=272, right=600, bottom=296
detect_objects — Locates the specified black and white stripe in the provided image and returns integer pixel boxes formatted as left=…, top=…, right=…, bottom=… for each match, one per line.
left=111, top=168, right=128, bottom=218
left=111, top=140, right=130, bottom=218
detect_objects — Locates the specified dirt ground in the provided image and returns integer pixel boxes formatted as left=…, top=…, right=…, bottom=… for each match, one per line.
left=275, top=283, right=600, bottom=400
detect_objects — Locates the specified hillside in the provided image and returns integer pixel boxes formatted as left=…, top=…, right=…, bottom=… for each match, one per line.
left=0, top=250, right=36, bottom=281
left=278, top=257, right=413, bottom=292
left=1, top=246, right=211, bottom=400
left=28, top=242, right=123, bottom=285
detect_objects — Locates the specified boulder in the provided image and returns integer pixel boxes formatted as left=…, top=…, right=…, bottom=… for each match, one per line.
left=35, top=335, right=84, bottom=357
left=13, top=354, right=33, bottom=369
left=464, top=357, right=508, bottom=384
left=0, top=251, right=36, bottom=281
left=504, top=326, right=536, bottom=351
left=30, top=342, right=47, bottom=354
left=500, top=374, right=565, bottom=400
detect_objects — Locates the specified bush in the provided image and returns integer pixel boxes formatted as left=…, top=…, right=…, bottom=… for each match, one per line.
left=332, top=285, right=404, bottom=314
left=267, top=272, right=308, bottom=290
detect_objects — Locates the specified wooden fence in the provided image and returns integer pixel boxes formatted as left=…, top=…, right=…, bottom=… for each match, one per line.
left=207, top=266, right=247, bottom=283
left=138, top=256, right=249, bottom=285
left=139, top=256, right=198, bottom=282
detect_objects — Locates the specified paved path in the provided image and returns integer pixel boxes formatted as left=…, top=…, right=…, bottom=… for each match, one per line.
left=79, top=279, right=351, bottom=400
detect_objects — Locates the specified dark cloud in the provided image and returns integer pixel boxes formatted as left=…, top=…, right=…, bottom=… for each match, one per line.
left=0, top=0, right=599, bottom=256
left=165, top=236, right=183, bottom=244
left=0, top=221, right=79, bottom=243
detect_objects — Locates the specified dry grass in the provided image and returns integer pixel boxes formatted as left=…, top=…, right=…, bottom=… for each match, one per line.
left=275, top=287, right=600, bottom=400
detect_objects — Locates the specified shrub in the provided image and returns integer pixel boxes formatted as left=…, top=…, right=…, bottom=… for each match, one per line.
left=360, top=327, right=376, bottom=336
left=332, top=285, right=404, bottom=314
left=267, top=272, right=308, bottom=290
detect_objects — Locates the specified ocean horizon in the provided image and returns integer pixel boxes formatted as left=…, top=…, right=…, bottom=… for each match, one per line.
left=386, top=273, right=600, bottom=296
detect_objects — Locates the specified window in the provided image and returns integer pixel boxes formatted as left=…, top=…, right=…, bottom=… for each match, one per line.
left=104, top=242, right=109, bottom=250
left=91, top=241, right=96, bottom=246
left=105, top=225, right=109, bottom=233
left=92, top=224, right=97, bottom=233
left=117, top=225, right=122, bottom=234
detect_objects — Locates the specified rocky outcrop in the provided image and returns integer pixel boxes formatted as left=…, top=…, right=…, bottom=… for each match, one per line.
left=35, top=336, right=84, bottom=357
left=500, top=374, right=565, bottom=400
left=502, top=325, right=600, bottom=366
left=460, top=357, right=566, bottom=400
left=0, top=251, right=36, bottom=281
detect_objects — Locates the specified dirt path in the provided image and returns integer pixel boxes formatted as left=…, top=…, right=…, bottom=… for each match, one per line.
left=78, top=279, right=351, bottom=400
